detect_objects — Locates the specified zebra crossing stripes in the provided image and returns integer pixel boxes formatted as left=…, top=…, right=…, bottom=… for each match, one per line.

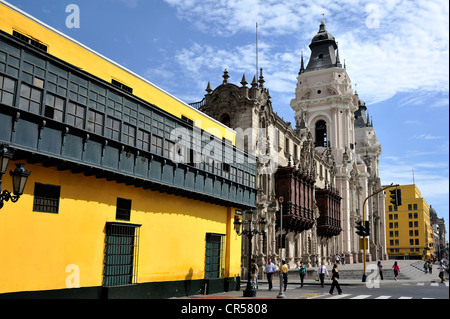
left=323, top=294, right=435, bottom=300
left=327, top=294, right=351, bottom=299
left=350, top=295, right=371, bottom=299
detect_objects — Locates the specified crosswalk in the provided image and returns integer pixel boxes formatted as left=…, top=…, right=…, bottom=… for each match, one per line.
left=312, top=281, right=448, bottom=300
left=317, top=293, right=436, bottom=300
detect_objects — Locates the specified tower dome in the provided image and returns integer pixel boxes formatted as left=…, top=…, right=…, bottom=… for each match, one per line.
left=305, top=19, right=342, bottom=72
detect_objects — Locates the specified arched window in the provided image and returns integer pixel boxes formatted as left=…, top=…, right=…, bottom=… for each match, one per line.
left=315, top=120, right=328, bottom=147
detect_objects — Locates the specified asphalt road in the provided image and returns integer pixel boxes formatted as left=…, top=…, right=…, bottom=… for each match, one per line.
left=309, top=280, right=449, bottom=299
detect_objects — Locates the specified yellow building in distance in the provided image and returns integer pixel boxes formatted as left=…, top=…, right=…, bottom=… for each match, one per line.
left=0, top=1, right=257, bottom=298
left=385, top=184, right=435, bottom=260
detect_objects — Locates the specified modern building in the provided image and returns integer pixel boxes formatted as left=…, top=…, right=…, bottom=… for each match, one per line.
left=385, top=184, right=435, bottom=260
left=192, top=19, right=386, bottom=277
left=0, top=1, right=257, bottom=298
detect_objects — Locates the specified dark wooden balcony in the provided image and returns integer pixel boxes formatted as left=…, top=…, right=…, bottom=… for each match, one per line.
left=315, top=187, right=342, bottom=238
left=275, top=166, right=316, bottom=233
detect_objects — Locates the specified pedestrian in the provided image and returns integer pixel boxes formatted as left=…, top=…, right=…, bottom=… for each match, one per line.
left=341, top=254, right=345, bottom=266
left=264, top=258, right=276, bottom=290
left=438, top=261, right=447, bottom=283
left=299, top=261, right=307, bottom=288
left=392, top=261, right=400, bottom=280
left=329, top=263, right=342, bottom=295
left=428, top=260, right=433, bottom=274
left=251, top=258, right=259, bottom=290
left=317, top=261, right=329, bottom=288
left=424, top=260, right=428, bottom=274
left=335, top=254, right=340, bottom=265
left=377, top=260, right=384, bottom=280
left=281, top=260, right=288, bottom=291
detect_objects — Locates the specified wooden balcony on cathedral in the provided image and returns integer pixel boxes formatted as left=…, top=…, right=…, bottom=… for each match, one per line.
left=315, top=187, right=342, bottom=238
left=274, top=166, right=316, bottom=233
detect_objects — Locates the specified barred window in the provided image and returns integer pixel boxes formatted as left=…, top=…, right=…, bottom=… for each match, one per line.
left=13, top=31, right=48, bottom=52
left=205, top=233, right=226, bottom=279
left=103, top=223, right=140, bottom=287
left=33, top=183, right=61, bottom=214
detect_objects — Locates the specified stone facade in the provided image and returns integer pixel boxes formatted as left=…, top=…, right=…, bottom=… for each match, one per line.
left=191, top=20, right=386, bottom=278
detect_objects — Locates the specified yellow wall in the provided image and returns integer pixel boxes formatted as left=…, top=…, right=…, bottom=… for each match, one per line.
left=0, top=2, right=236, bottom=144
left=0, top=161, right=242, bottom=294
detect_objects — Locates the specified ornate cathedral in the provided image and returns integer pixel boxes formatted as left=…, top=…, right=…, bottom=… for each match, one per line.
left=191, top=19, right=387, bottom=276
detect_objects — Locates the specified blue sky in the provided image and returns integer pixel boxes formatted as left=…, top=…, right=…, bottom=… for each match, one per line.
left=5, top=0, right=449, bottom=238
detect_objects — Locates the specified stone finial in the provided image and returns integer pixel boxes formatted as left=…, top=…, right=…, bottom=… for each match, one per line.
left=206, top=82, right=212, bottom=94
left=240, top=74, right=248, bottom=87
left=222, top=69, right=229, bottom=84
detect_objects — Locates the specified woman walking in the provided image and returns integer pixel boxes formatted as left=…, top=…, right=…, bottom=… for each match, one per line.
left=392, top=261, right=400, bottom=280
left=298, top=262, right=307, bottom=288
left=377, top=261, right=384, bottom=280
left=329, top=263, right=342, bottom=295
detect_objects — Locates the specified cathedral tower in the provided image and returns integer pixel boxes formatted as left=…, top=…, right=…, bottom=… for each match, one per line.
left=291, top=19, right=386, bottom=263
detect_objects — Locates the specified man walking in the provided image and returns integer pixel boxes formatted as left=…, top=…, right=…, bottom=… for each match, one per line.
left=317, top=261, right=329, bottom=288
left=264, top=258, right=276, bottom=290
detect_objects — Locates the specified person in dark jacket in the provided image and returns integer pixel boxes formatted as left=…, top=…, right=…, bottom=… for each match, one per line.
left=329, top=263, right=342, bottom=295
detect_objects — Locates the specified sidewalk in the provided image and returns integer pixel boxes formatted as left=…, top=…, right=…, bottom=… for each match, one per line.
left=173, top=260, right=448, bottom=299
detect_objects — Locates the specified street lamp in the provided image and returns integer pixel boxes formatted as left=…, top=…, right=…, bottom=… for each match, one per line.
left=234, top=209, right=267, bottom=297
left=277, top=196, right=286, bottom=299
left=0, top=145, right=31, bottom=210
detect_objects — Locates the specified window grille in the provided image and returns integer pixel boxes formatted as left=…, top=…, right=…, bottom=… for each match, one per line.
left=33, top=183, right=61, bottom=213
left=111, top=79, right=133, bottom=94
left=13, top=31, right=48, bottom=52
left=103, top=223, right=140, bottom=287
left=204, top=233, right=226, bottom=279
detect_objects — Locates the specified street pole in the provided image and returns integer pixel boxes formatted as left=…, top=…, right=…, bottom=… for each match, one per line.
left=243, top=227, right=256, bottom=297
left=361, top=184, right=399, bottom=282
left=277, top=196, right=286, bottom=298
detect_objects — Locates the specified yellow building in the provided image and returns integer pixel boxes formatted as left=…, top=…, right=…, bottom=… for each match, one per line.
left=385, top=184, right=435, bottom=260
left=0, top=1, right=257, bottom=298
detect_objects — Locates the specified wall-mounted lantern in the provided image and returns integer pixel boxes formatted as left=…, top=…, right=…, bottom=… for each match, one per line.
left=0, top=144, right=31, bottom=210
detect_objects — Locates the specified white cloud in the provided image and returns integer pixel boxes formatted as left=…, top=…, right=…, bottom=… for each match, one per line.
left=164, top=0, right=449, bottom=107
left=412, top=134, right=443, bottom=140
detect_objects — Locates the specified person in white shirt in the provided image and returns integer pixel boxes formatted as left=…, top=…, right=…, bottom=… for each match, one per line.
left=264, top=258, right=277, bottom=290
left=317, top=261, right=329, bottom=288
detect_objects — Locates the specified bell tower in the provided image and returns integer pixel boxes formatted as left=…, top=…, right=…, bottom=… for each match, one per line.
left=291, top=19, right=357, bottom=165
